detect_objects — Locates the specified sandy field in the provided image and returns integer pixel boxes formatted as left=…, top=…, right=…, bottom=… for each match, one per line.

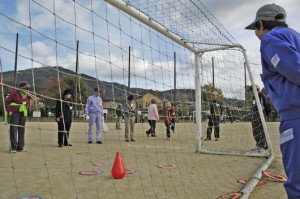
left=0, top=121, right=286, bottom=199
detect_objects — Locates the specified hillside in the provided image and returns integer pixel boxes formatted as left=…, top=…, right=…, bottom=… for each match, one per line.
left=1, top=66, right=195, bottom=102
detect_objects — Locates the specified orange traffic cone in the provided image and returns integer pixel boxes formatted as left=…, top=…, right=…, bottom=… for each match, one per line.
left=111, top=152, right=126, bottom=179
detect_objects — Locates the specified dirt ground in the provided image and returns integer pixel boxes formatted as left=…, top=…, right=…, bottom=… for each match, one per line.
left=0, top=121, right=286, bottom=199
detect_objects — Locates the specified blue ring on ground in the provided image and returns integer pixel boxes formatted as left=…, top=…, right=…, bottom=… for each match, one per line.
left=16, top=196, right=42, bottom=199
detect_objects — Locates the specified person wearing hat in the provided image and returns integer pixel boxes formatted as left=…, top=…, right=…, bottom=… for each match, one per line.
left=5, top=81, right=31, bottom=153
left=85, top=87, right=104, bottom=144
left=245, top=3, right=300, bottom=197
left=123, top=94, right=137, bottom=142
left=115, top=103, right=123, bottom=130
left=205, top=91, right=223, bottom=141
left=55, top=88, right=73, bottom=147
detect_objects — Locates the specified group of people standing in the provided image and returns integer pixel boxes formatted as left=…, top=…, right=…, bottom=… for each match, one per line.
left=5, top=82, right=179, bottom=153
left=116, top=95, right=178, bottom=142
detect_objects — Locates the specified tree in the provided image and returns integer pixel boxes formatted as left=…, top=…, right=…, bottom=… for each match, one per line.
left=43, top=76, right=68, bottom=106
left=201, top=83, right=224, bottom=103
left=63, top=74, right=90, bottom=104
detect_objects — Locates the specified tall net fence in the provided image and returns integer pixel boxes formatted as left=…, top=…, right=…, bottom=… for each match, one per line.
left=0, top=0, right=272, bottom=198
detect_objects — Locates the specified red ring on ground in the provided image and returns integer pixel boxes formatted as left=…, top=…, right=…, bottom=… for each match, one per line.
left=16, top=196, right=42, bottom=199
left=93, top=162, right=111, bottom=167
left=126, top=168, right=136, bottom=174
left=262, top=171, right=287, bottom=182
left=158, top=164, right=176, bottom=168
left=217, top=192, right=243, bottom=199
left=79, top=170, right=103, bottom=175
left=237, top=178, right=265, bottom=186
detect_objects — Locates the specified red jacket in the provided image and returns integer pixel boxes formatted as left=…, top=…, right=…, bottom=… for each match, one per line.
left=5, top=90, right=30, bottom=114
left=164, top=107, right=178, bottom=127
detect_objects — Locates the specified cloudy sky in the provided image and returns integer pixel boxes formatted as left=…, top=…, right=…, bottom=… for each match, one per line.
left=0, top=0, right=299, bottom=94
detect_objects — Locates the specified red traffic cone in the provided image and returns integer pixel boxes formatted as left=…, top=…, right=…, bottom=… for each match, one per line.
left=112, top=152, right=126, bottom=179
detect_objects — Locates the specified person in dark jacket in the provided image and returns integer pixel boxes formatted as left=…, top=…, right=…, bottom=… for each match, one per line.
left=245, top=3, right=300, bottom=197
left=115, top=103, right=123, bottom=130
left=249, top=85, right=270, bottom=152
left=55, top=88, right=73, bottom=147
left=205, top=91, right=223, bottom=141
left=5, top=81, right=31, bottom=153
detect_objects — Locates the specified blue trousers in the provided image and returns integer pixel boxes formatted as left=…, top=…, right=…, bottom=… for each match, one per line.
left=280, top=118, right=300, bottom=198
left=88, top=112, right=102, bottom=142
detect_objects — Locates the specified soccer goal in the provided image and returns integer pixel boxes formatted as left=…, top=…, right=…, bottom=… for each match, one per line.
left=0, top=0, right=274, bottom=198
left=105, top=0, right=274, bottom=198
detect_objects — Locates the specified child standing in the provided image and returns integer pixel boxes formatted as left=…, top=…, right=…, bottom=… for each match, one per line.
left=164, top=102, right=178, bottom=140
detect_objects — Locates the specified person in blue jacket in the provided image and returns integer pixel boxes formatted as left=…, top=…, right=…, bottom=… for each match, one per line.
left=246, top=3, right=300, bottom=198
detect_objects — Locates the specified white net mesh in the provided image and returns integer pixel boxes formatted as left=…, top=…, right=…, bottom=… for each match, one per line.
left=0, top=0, right=272, bottom=198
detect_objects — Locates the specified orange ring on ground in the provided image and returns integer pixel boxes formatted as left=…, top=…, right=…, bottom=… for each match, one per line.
left=17, top=196, right=42, bottom=199
left=79, top=170, right=102, bottom=175
left=237, top=178, right=265, bottom=186
left=262, top=171, right=287, bottom=182
left=158, top=164, right=176, bottom=168
left=126, top=168, right=136, bottom=174
left=217, top=192, right=243, bottom=199
left=93, top=162, right=111, bottom=167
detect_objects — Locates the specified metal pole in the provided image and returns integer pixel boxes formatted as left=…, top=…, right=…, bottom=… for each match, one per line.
left=195, top=52, right=202, bottom=152
left=173, top=52, right=176, bottom=106
left=14, top=33, right=19, bottom=87
left=128, top=46, right=131, bottom=90
left=75, top=40, right=79, bottom=120
left=244, top=61, right=247, bottom=107
left=212, top=57, right=215, bottom=89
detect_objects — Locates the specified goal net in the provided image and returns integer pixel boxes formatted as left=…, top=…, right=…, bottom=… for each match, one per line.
left=0, top=0, right=273, bottom=198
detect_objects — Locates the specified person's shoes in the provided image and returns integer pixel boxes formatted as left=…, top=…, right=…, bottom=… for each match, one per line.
left=166, top=137, right=171, bottom=141
left=17, top=148, right=27, bottom=152
left=151, top=134, right=157, bottom=137
left=88, top=141, right=93, bottom=144
left=204, top=138, right=211, bottom=141
left=11, top=150, right=17, bottom=153
left=97, top=141, right=102, bottom=144
left=58, top=145, right=63, bottom=148
left=64, top=143, right=72, bottom=146
left=130, top=139, right=135, bottom=142
left=215, top=138, right=219, bottom=141
left=125, top=140, right=130, bottom=142
left=146, top=130, right=150, bottom=137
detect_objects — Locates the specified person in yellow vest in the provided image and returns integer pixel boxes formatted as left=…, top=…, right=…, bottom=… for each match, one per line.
left=5, top=81, right=30, bottom=153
